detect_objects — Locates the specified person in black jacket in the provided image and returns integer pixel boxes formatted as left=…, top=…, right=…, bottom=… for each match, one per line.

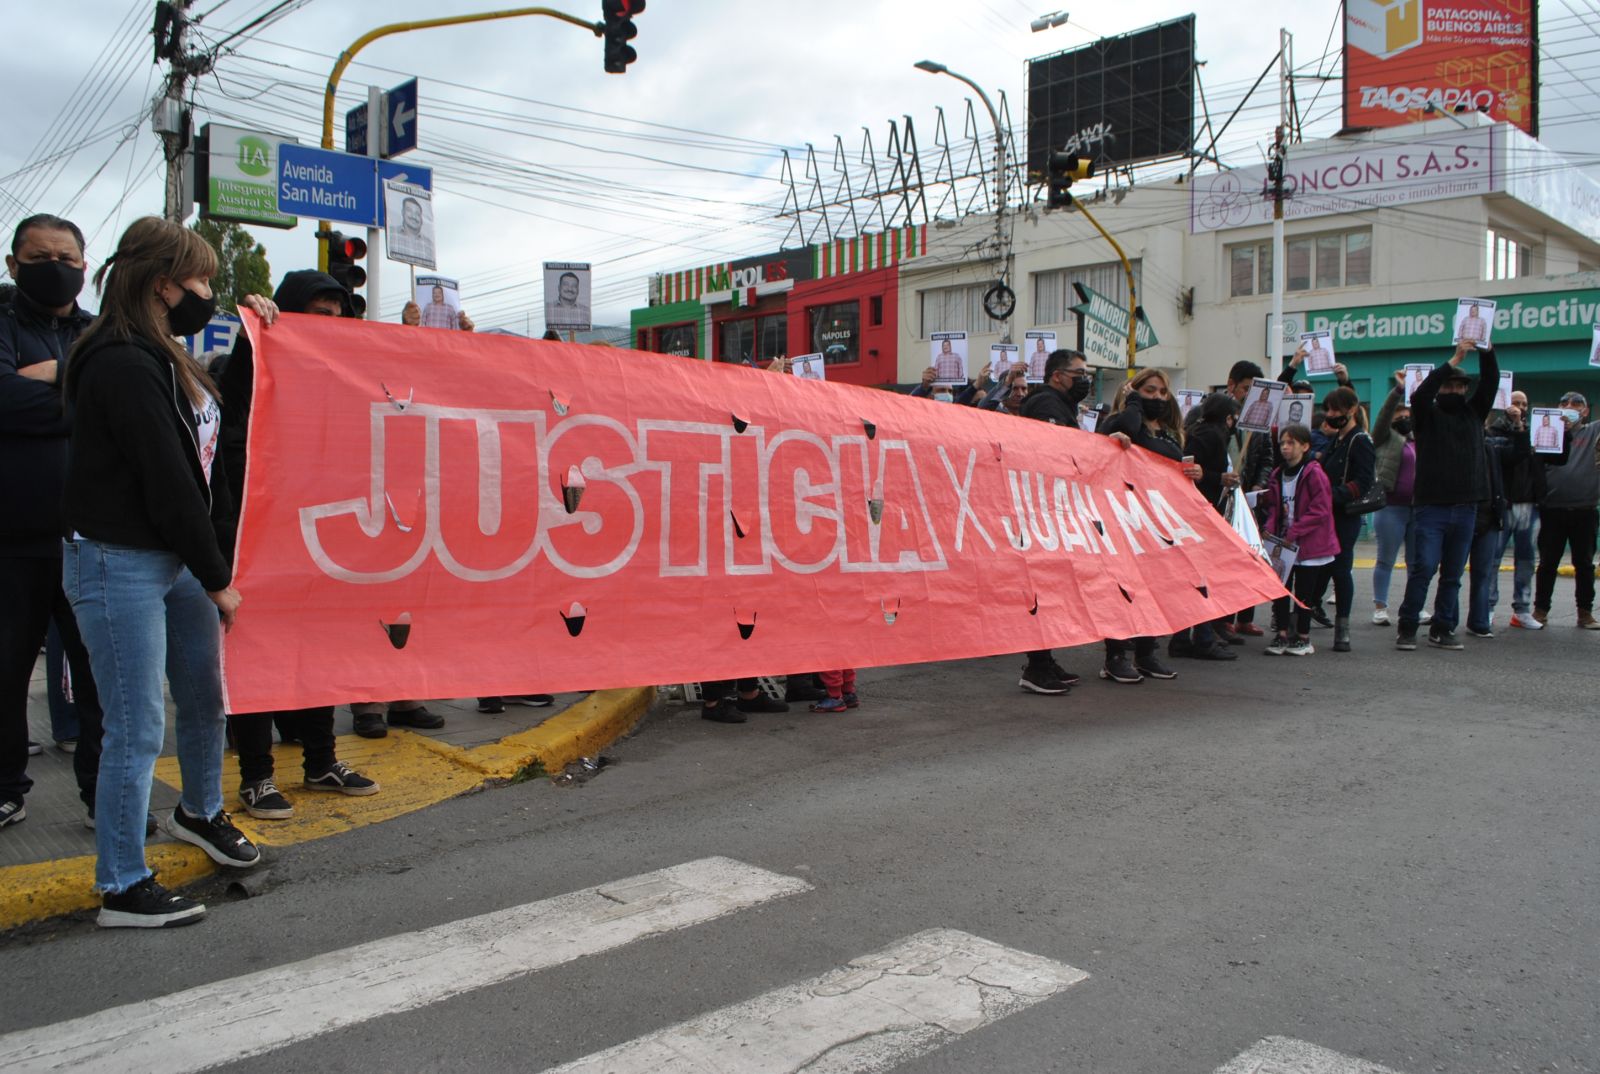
left=61, top=217, right=276, bottom=927
left=1173, top=392, right=1241, bottom=661
left=1488, top=394, right=1543, bottom=629
left=1395, top=342, right=1498, bottom=651
left=214, top=270, right=380, bottom=820
left=1467, top=413, right=1530, bottom=636
left=1310, top=386, right=1376, bottom=652
left=1012, top=349, right=1092, bottom=693
left=0, top=214, right=131, bottom=832
left=1096, top=368, right=1200, bottom=684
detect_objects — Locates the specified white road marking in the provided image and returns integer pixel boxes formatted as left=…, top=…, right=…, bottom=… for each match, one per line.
left=540, top=928, right=1088, bottom=1073
left=1214, top=1036, right=1409, bottom=1074
left=0, top=857, right=809, bottom=1074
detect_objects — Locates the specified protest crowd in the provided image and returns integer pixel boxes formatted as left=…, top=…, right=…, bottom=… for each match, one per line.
left=3, top=212, right=1598, bottom=928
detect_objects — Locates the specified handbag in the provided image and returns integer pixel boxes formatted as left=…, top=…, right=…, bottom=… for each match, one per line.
left=1340, top=431, right=1386, bottom=515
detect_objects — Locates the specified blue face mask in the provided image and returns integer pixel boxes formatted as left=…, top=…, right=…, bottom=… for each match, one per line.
left=1561, top=408, right=1581, bottom=424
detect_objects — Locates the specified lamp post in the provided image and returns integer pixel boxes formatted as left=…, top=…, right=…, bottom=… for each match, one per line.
left=914, top=60, right=1013, bottom=328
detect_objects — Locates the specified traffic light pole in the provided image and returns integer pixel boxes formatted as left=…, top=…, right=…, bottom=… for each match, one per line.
left=1072, top=198, right=1139, bottom=371
left=317, top=6, right=603, bottom=274
left=364, top=84, right=382, bottom=321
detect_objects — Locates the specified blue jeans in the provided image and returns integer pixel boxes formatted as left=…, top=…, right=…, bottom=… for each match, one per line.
left=63, top=541, right=225, bottom=894
left=1371, top=504, right=1415, bottom=607
left=1493, top=503, right=1538, bottom=615
left=1468, top=523, right=1501, bottom=633
left=1399, top=505, right=1477, bottom=632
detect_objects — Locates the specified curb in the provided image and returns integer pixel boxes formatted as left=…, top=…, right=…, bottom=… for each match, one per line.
left=0, top=686, right=657, bottom=931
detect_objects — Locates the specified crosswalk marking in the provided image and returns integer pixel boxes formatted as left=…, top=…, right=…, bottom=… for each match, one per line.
left=539, top=928, right=1088, bottom=1073
left=1215, top=1036, right=1408, bottom=1074
left=0, top=857, right=810, bottom=1074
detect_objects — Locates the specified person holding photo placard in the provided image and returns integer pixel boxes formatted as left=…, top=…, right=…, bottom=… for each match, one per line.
left=1533, top=392, right=1600, bottom=629
left=1369, top=373, right=1420, bottom=626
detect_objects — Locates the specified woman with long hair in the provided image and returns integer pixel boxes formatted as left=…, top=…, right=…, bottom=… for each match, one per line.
left=62, top=217, right=277, bottom=928
left=1096, top=368, right=1199, bottom=684
left=1312, top=385, right=1376, bottom=652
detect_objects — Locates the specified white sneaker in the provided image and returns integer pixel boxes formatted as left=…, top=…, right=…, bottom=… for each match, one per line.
left=1510, top=613, right=1544, bottom=631
left=1371, top=607, right=1390, bottom=625
left=1419, top=611, right=1433, bottom=625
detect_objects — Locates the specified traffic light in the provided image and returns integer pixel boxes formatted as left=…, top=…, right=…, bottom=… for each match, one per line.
left=319, top=229, right=367, bottom=317
left=602, top=0, right=644, bottom=74
left=1045, top=152, right=1093, bottom=209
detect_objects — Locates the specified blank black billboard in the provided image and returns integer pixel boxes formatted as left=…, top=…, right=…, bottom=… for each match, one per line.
left=1026, top=16, right=1196, bottom=176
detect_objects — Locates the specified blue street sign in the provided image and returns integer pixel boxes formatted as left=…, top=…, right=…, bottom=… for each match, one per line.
left=276, top=143, right=379, bottom=227
left=345, top=103, right=369, bottom=156
left=386, top=79, right=419, bottom=157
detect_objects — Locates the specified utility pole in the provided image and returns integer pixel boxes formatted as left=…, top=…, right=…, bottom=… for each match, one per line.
left=1267, top=29, right=1291, bottom=374
left=151, top=0, right=212, bottom=222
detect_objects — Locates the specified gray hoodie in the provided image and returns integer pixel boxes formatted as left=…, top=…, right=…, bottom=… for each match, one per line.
left=1542, top=420, right=1600, bottom=509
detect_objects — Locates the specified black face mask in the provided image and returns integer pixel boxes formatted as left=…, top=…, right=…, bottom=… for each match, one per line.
left=1138, top=395, right=1170, bottom=420
left=164, top=285, right=217, bottom=338
left=1063, top=374, right=1090, bottom=404
left=15, top=259, right=84, bottom=309
left=1325, top=413, right=1349, bottom=430
left=1392, top=418, right=1413, bottom=436
left=1437, top=393, right=1468, bottom=414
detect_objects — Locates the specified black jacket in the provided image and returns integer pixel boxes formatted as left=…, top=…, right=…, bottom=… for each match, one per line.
left=1317, top=426, right=1376, bottom=512
left=63, top=335, right=234, bottom=592
left=1489, top=416, right=1544, bottom=505
left=0, top=289, right=92, bottom=555
left=1410, top=351, right=1498, bottom=507
left=1098, top=405, right=1184, bottom=462
left=1185, top=419, right=1231, bottom=506
left=1018, top=382, right=1080, bottom=428
left=1480, top=421, right=1531, bottom=534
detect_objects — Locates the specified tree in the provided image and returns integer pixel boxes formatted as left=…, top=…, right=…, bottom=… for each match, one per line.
left=190, top=219, right=271, bottom=313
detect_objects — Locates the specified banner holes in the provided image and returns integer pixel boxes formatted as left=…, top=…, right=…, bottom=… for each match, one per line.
left=381, top=612, right=412, bottom=650
left=731, top=413, right=750, bottom=434
left=861, top=419, right=877, bottom=440
left=881, top=598, right=900, bottom=625
left=380, top=383, right=413, bottom=411
left=549, top=391, right=571, bottom=417
left=1028, top=595, right=1039, bottom=616
left=1117, top=585, right=1134, bottom=603
left=867, top=498, right=884, bottom=525
left=561, top=602, right=586, bottom=638
left=730, top=509, right=748, bottom=539
left=736, top=610, right=757, bottom=640
left=562, top=465, right=586, bottom=514
left=1194, top=584, right=1210, bottom=599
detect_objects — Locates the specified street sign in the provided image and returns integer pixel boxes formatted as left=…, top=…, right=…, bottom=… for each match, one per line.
left=386, top=78, right=418, bottom=157
left=275, top=143, right=433, bottom=228
left=343, top=79, right=418, bottom=158
left=198, top=124, right=296, bottom=229
left=1071, top=283, right=1156, bottom=370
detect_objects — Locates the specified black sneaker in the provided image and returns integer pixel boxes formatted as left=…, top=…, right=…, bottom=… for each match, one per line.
left=98, top=874, right=205, bottom=929
left=1166, top=634, right=1195, bottom=658
left=1309, top=605, right=1334, bottom=629
left=701, top=697, right=746, bottom=724
left=1428, top=626, right=1464, bottom=650
left=477, top=696, right=506, bottom=714
left=735, top=694, right=790, bottom=714
left=1135, top=654, right=1179, bottom=680
left=783, top=683, right=829, bottom=703
left=387, top=706, right=445, bottom=729
left=353, top=711, right=388, bottom=738
left=1191, top=643, right=1238, bottom=661
left=509, top=694, right=555, bottom=707
left=1018, top=665, right=1071, bottom=695
left=1395, top=627, right=1418, bottom=651
left=168, top=807, right=262, bottom=868
left=239, top=778, right=295, bottom=820
left=1466, top=626, right=1494, bottom=639
left=0, top=799, right=24, bottom=829
left=1048, top=661, right=1083, bottom=686
left=1100, top=652, right=1143, bottom=684
left=304, top=761, right=379, bottom=796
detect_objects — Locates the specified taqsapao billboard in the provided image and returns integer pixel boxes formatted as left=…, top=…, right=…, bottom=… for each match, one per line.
left=223, top=313, right=1285, bottom=712
left=1026, top=15, right=1195, bottom=176
left=1344, top=0, right=1537, bottom=136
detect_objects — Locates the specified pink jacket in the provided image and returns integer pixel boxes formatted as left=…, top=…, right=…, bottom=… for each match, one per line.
left=1261, top=462, right=1340, bottom=560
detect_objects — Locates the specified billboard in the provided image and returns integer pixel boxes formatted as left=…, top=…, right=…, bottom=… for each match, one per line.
left=1344, top=0, right=1537, bottom=135
left=1026, top=16, right=1195, bottom=176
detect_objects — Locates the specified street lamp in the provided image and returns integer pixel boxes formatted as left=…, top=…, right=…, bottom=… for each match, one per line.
left=1030, top=10, right=1069, bottom=32
left=914, top=60, right=1013, bottom=323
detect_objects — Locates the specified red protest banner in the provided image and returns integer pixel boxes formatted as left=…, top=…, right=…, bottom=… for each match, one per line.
left=223, top=313, right=1284, bottom=713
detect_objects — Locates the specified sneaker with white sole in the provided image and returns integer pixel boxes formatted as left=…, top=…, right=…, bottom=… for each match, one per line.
left=1371, top=607, right=1390, bottom=626
left=1284, top=637, right=1315, bottom=656
left=168, top=807, right=261, bottom=868
left=0, top=800, right=24, bottom=829
left=1018, top=665, right=1071, bottom=695
left=240, top=778, right=295, bottom=819
left=98, top=874, right=205, bottom=929
left=1264, top=633, right=1290, bottom=656
left=1509, top=613, right=1544, bottom=631
left=304, top=762, right=379, bottom=796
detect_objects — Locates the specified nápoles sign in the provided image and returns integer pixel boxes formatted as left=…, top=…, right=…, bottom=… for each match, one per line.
left=225, top=313, right=1283, bottom=712
left=1344, top=0, right=1537, bottom=135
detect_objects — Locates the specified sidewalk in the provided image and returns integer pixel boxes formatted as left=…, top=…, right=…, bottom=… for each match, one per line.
left=2, top=659, right=654, bottom=929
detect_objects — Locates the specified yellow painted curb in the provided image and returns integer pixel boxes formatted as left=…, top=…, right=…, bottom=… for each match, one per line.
left=0, top=687, right=657, bottom=931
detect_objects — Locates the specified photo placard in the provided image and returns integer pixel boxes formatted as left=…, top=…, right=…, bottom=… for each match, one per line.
left=1452, top=297, right=1497, bottom=349
left=1237, top=380, right=1286, bottom=433
left=929, top=332, right=969, bottom=386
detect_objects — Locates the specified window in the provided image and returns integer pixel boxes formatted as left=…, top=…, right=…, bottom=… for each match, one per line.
left=716, top=314, right=787, bottom=363
left=809, top=302, right=860, bottom=364
left=1486, top=228, right=1533, bottom=281
left=1228, top=227, right=1371, bottom=297
left=918, top=283, right=1006, bottom=338
left=655, top=323, right=697, bottom=358
left=1032, top=260, right=1143, bottom=325
left=869, top=294, right=884, bottom=326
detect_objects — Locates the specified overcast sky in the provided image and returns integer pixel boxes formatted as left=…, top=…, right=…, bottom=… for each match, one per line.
left=4, top=0, right=1594, bottom=333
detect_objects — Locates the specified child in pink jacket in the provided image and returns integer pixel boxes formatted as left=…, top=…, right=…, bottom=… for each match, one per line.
left=1257, top=424, right=1340, bottom=656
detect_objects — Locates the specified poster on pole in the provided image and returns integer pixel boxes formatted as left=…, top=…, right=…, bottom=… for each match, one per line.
left=1176, top=389, right=1206, bottom=420
left=791, top=352, right=826, bottom=382
left=1402, top=363, right=1433, bottom=405
left=1452, top=298, right=1496, bottom=349
left=1024, top=330, right=1056, bottom=383
left=384, top=180, right=436, bottom=269
left=1275, top=392, right=1314, bottom=430
left=1237, top=380, right=1286, bottom=433
left=414, top=275, right=461, bottom=331
left=543, top=262, right=592, bottom=333
left=1299, top=330, right=1336, bottom=376
left=930, top=332, right=969, bottom=386
left=989, top=343, right=1020, bottom=385
left=1494, top=371, right=1514, bottom=410
left=1531, top=409, right=1566, bottom=454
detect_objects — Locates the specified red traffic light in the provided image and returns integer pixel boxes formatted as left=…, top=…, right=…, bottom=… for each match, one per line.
left=340, top=235, right=367, bottom=260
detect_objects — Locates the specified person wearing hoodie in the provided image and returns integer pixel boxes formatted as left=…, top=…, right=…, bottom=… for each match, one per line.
left=1533, top=392, right=1600, bottom=629
left=1257, top=424, right=1339, bottom=655
left=214, top=270, right=380, bottom=820
left=1309, top=386, right=1376, bottom=653
left=1467, top=409, right=1530, bottom=636
left=1395, top=342, right=1498, bottom=652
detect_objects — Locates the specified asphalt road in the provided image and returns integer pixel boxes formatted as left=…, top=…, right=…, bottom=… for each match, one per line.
left=4, top=574, right=1597, bottom=1074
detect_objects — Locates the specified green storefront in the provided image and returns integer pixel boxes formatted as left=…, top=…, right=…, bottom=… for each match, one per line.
left=1297, top=288, right=1600, bottom=408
